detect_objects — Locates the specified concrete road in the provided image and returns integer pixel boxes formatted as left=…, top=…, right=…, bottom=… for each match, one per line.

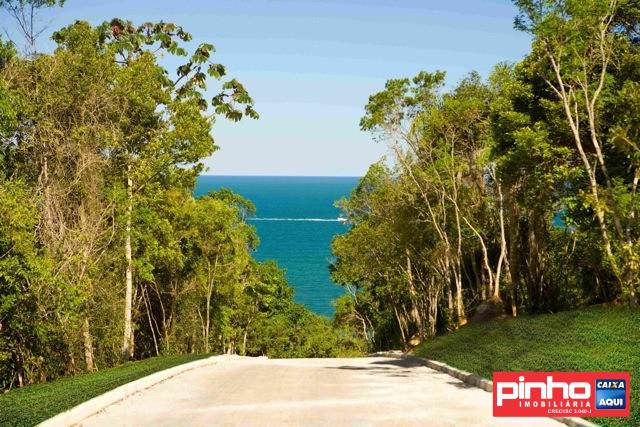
left=80, top=356, right=563, bottom=427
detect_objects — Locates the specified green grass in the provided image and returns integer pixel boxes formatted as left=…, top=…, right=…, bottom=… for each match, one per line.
left=413, top=305, right=639, bottom=427
left=0, top=353, right=209, bottom=427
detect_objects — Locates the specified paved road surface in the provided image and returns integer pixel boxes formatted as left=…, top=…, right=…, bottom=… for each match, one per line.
left=80, top=356, right=563, bottom=427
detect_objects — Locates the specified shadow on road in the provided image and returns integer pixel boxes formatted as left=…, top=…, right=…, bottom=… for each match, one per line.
left=446, top=380, right=475, bottom=389
left=370, top=358, right=425, bottom=368
left=325, top=357, right=438, bottom=378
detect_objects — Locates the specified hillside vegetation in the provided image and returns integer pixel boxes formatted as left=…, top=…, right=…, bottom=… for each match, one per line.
left=413, top=305, right=639, bottom=427
left=331, top=0, right=640, bottom=355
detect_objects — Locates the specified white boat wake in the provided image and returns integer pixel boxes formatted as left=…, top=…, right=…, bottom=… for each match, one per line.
left=248, top=217, right=347, bottom=222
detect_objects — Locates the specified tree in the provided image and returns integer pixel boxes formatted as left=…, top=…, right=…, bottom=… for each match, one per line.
left=356, top=71, right=509, bottom=332
left=514, top=0, right=640, bottom=304
left=187, top=193, right=256, bottom=354
left=0, top=181, right=76, bottom=387
left=50, top=19, right=258, bottom=360
left=2, top=22, right=126, bottom=371
left=0, top=0, right=65, bottom=53
left=333, top=1, right=640, bottom=352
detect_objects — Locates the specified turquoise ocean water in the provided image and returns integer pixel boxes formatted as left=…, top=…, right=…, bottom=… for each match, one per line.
left=194, top=176, right=359, bottom=317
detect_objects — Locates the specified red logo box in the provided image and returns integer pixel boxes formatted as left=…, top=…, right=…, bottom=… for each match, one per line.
left=493, top=372, right=630, bottom=418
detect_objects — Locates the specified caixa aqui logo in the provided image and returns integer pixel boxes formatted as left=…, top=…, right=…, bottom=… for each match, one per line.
left=493, top=372, right=630, bottom=418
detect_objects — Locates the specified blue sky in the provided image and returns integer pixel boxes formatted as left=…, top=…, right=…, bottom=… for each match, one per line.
left=8, top=0, right=531, bottom=176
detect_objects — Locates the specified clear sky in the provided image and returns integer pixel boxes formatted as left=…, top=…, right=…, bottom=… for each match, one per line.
left=9, top=0, right=531, bottom=176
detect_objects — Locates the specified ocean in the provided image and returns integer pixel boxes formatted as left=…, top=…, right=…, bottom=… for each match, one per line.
left=194, top=176, right=359, bottom=317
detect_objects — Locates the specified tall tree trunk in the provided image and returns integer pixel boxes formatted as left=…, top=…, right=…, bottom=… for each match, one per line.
left=546, top=50, right=623, bottom=297
left=204, top=257, right=218, bottom=354
left=451, top=193, right=466, bottom=326
left=471, top=254, right=484, bottom=300
left=82, top=317, right=95, bottom=371
left=241, top=319, right=251, bottom=356
left=447, top=281, right=455, bottom=327
left=507, top=192, right=521, bottom=315
left=463, top=216, right=495, bottom=298
left=142, top=287, right=160, bottom=356
left=405, top=252, right=425, bottom=338
left=494, top=178, right=509, bottom=300
left=509, top=284, right=517, bottom=317
left=122, top=165, right=134, bottom=362
left=446, top=279, right=454, bottom=327
left=204, top=288, right=211, bottom=354
left=454, top=261, right=466, bottom=326
left=392, top=304, right=407, bottom=345
left=427, top=277, right=439, bottom=338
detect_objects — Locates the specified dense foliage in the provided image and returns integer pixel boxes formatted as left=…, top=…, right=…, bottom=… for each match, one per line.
left=0, top=5, right=362, bottom=391
left=413, top=305, right=640, bottom=427
left=332, top=0, right=640, bottom=350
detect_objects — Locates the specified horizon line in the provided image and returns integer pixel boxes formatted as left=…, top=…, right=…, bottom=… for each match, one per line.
left=199, top=174, right=363, bottom=178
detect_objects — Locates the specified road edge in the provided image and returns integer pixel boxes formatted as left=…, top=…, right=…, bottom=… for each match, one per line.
left=370, top=352, right=600, bottom=427
left=37, top=355, right=245, bottom=427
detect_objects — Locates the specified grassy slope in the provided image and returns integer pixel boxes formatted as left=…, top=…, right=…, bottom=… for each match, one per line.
left=0, top=354, right=208, bottom=427
left=413, top=305, right=639, bottom=427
